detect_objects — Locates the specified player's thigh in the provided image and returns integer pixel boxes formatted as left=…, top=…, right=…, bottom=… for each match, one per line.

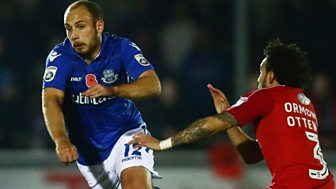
left=114, top=127, right=160, bottom=179
left=121, top=166, right=152, bottom=189
left=77, top=162, right=120, bottom=189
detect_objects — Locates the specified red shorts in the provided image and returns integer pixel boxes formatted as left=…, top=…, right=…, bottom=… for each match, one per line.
left=266, top=166, right=334, bottom=189
left=265, top=178, right=335, bottom=189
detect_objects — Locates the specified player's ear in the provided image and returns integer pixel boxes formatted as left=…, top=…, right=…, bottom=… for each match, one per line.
left=96, top=20, right=104, bottom=33
left=267, top=71, right=277, bottom=85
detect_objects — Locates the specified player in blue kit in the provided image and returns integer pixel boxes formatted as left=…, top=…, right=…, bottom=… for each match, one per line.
left=42, top=1, right=161, bottom=189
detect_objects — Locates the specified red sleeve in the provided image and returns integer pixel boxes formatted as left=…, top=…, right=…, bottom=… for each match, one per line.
left=227, top=89, right=275, bottom=126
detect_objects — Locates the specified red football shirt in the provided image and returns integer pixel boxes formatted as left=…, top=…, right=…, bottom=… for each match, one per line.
left=227, top=85, right=334, bottom=189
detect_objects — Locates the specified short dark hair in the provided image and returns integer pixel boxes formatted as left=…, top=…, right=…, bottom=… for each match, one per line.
left=68, top=0, right=104, bottom=22
left=263, top=39, right=312, bottom=90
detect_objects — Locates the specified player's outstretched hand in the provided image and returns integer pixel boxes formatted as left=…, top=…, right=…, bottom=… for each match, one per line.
left=82, top=84, right=115, bottom=98
left=55, top=138, right=78, bottom=166
left=129, top=133, right=161, bottom=151
left=207, top=84, right=230, bottom=113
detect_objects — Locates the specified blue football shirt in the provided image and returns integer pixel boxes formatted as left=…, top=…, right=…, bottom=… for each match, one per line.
left=42, top=33, right=154, bottom=165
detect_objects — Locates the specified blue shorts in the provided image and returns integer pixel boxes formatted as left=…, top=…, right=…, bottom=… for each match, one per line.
left=77, top=126, right=161, bottom=189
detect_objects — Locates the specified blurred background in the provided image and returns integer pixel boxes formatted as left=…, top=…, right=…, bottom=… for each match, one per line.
left=0, top=0, right=336, bottom=188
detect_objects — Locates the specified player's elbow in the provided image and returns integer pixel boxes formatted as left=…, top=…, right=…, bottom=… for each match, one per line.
left=152, top=82, right=161, bottom=96
left=236, top=141, right=264, bottom=164
left=244, top=156, right=264, bottom=164
left=42, top=94, right=52, bottom=110
left=139, top=70, right=161, bottom=97
left=147, top=79, right=161, bottom=97
left=42, top=92, right=63, bottom=112
left=42, top=98, right=61, bottom=113
left=151, top=72, right=161, bottom=96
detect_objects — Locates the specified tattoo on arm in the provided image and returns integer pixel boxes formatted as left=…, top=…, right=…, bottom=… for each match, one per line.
left=214, top=112, right=239, bottom=128
left=171, top=112, right=239, bottom=147
left=172, top=117, right=214, bottom=146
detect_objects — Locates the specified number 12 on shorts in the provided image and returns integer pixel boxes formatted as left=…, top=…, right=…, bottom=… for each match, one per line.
left=124, top=144, right=150, bottom=157
left=305, top=131, right=329, bottom=180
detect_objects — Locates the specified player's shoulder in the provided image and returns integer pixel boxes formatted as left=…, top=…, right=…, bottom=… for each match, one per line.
left=47, top=38, right=74, bottom=63
left=244, top=85, right=285, bottom=99
left=50, top=37, right=72, bottom=54
left=244, top=86, right=274, bottom=96
left=103, top=33, right=128, bottom=46
left=106, top=33, right=141, bottom=51
left=100, top=33, right=131, bottom=53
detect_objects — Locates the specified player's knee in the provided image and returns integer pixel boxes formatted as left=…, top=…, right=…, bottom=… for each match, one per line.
left=121, top=178, right=152, bottom=189
left=122, top=182, right=151, bottom=189
left=121, top=166, right=152, bottom=189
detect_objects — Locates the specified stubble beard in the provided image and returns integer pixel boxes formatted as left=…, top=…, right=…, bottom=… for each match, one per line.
left=78, top=37, right=100, bottom=60
left=258, top=79, right=267, bottom=89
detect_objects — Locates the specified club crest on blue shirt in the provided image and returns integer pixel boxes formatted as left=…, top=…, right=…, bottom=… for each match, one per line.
left=102, top=69, right=118, bottom=84
left=134, top=54, right=150, bottom=66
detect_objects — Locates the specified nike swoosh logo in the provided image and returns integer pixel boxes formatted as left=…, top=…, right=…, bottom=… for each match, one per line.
left=50, top=53, right=61, bottom=62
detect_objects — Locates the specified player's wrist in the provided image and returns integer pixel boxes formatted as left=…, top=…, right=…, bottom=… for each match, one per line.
left=106, top=86, right=117, bottom=97
left=226, top=125, right=238, bottom=130
left=159, top=137, right=172, bottom=150
left=54, top=136, right=71, bottom=146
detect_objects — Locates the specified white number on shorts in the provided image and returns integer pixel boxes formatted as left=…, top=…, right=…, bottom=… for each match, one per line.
left=305, top=131, right=329, bottom=179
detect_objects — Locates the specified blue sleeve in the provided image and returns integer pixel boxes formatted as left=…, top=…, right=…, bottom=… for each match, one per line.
left=42, top=50, right=72, bottom=91
left=120, top=38, right=154, bottom=79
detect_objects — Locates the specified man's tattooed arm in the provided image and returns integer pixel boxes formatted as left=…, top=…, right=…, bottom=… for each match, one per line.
left=171, top=112, right=239, bottom=146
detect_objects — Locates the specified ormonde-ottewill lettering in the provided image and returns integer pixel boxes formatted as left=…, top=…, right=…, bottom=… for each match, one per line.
left=284, top=102, right=318, bottom=132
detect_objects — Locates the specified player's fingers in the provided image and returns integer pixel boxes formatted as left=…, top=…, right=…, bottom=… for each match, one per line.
left=211, top=89, right=226, bottom=101
left=133, top=132, right=147, bottom=138
left=89, top=86, right=107, bottom=98
left=82, top=89, right=92, bottom=96
left=207, top=84, right=222, bottom=94
left=89, top=93, right=100, bottom=98
left=62, top=156, right=76, bottom=166
left=59, top=154, right=71, bottom=165
left=82, top=85, right=100, bottom=96
left=209, top=90, right=223, bottom=102
left=208, top=89, right=216, bottom=97
left=83, top=89, right=98, bottom=98
left=70, top=148, right=78, bottom=163
left=128, top=138, right=142, bottom=146
left=210, top=87, right=222, bottom=96
left=220, top=91, right=228, bottom=100
left=58, top=155, right=67, bottom=163
left=73, top=150, right=79, bottom=161
left=130, top=133, right=147, bottom=142
left=207, top=83, right=214, bottom=89
left=57, top=149, right=69, bottom=162
left=131, top=142, right=142, bottom=148
left=58, top=148, right=77, bottom=165
left=207, top=83, right=222, bottom=93
left=207, top=84, right=221, bottom=97
left=207, top=85, right=217, bottom=95
left=65, top=149, right=75, bottom=163
left=128, top=133, right=150, bottom=146
left=86, top=87, right=98, bottom=96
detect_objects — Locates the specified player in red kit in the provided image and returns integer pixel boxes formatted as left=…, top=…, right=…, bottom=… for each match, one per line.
left=129, top=39, right=335, bottom=188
